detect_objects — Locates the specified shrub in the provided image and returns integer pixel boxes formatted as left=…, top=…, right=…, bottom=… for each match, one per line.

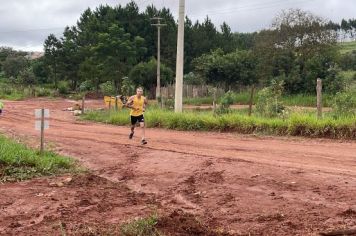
left=121, top=77, right=135, bottom=96
left=256, top=80, right=286, bottom=117
left=36, top=87, right=51, bottom=97
left=79, top=80, right=94, bottom=92
left=216, top=91, right=234, bottom=114
left=332, top=91, right=356, bottom=116
left=100, top=81, right=116, bottom=96
left=58, top=81, right=70, bottom=95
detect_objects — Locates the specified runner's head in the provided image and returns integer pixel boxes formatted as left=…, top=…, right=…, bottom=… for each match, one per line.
left=136, top=87, right=143, bottom=97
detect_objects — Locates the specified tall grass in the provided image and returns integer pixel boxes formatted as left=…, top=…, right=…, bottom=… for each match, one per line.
left=183, top=92, right=333, bottom=107
left=82, top=109, right=356, bottom=139
left=339, top=41, right=356, bottom=54
left=0, top=135, right=78, bottom=182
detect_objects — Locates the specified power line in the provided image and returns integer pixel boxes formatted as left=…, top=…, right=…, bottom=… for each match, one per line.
left=191, top=0, right=295, bottom=15
left=0, top=0, right=318, bottom=35
left=188, top=0, right=316, bottom=18
left=0, top=27, right=64, bottom=34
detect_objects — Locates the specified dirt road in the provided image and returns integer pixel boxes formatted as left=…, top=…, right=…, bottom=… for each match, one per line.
left=0, top=99, right=355, bottom=235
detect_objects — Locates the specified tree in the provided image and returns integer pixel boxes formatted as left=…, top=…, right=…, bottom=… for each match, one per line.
left=3, top=55, right=28, bottom=78
left=31, top=58, right=49, bottom=84
left=254, top=9, right=338, bottom=93
left=219, top=22, right=234, bottom=52
left=193, top=49, right=257, bottom=90
left=88, top=24, right=147, bottom=93
left=271, top=9, right=336, bottom=59
left=129, top=58, right=173, bottom=95
left=44, top=34, right=62, bottom=88
left=42, top=2, right=240, bottom=93
left=59, top=26, right=81, bottom=90
left=18, top=67, right=36, bottom=87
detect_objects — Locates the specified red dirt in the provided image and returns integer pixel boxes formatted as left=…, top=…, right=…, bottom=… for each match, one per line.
left=0, top=98, right=355, bottom=236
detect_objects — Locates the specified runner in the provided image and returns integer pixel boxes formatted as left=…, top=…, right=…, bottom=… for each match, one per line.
left=125, top=87, right=148, bottom=145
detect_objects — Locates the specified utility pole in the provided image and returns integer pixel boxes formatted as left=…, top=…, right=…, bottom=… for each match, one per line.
left=151, top=17, right=166, bottom=101
left=175, top=0, right=185, bottom=113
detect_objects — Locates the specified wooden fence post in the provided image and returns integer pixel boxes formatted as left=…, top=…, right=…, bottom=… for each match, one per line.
left=115, top=96, right=118, bottom=111
left=317, top=78, right=323, bottom=119
left=82, top=94, right=85, bottom=115
left=248, top=86, right=255, bottom=116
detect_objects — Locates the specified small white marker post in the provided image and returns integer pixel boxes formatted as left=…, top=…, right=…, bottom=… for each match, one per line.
left=35, top=108, right=50, bottom=155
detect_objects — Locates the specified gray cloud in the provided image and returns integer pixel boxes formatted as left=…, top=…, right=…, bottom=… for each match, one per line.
left=0, top=0, right=355, bottom=51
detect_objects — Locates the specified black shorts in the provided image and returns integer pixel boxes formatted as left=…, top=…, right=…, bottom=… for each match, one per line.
left=131, top=115, right=144, bottom=125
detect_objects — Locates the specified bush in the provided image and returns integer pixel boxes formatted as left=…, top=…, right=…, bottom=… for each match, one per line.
left=58, top=81, right=70, bottom=95
left=332, top=92, right=356, bottom=116
left=100, top=81, right=116, bottom=96
left=18, top=68, right=36, bottom=87
left=79, top=80, right=94, bottom=92
left=183, top=72, right=204, bottom=85
left=216, top=91, right=234, bottom=114
left=323, top=66, right=345, bottom=93
left=256, top=80, right=286, bottom=117
left=121, top=77, right=135, bottom=96
left=36, top=87, right=51, bottom=97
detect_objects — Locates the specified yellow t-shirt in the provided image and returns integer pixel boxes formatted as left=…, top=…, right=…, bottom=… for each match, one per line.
left=130, top=96, right=145, bottom=117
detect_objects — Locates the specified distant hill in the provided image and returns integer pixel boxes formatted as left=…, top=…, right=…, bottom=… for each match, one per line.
left=25, top=51, right=44, bottom=60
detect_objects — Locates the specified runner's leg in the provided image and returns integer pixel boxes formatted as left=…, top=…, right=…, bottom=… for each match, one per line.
left=139, top=115, right=147, bottom=144
left=129, top=116, right=136, bottom=139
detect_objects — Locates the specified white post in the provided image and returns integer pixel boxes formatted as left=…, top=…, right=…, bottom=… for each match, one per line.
left=317, top=78, right=323, bottom=119
left=157, top=25, right=161, bottom=99
left=40, top=108, right=45, bottom=155
left=174, top=0, right=185, bottom=113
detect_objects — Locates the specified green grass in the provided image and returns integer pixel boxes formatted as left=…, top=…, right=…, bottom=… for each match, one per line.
left=0, top=80, right=61, bottom=101
left=339, top=41, right=356, bottom=54
left=281, top=94, right=334, bottom=107
left=0, top=135, right=78, bottom=182
left=82, top=108, right=356, bottom=139
left=120, top=214, right=159, bottom=236
left=183, top=92, right=252, bottom=106
left=183, top=92, right=334, bottom=107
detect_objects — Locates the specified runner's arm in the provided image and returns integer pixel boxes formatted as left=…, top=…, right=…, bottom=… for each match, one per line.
left=125, top=96, right=135, bottom=108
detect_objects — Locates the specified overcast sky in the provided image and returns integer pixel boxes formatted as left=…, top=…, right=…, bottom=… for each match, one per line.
left=0, top=0, right=355, bottom=51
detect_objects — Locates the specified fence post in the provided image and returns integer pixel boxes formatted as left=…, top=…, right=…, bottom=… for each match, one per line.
left=213, top=88, right=217, bottom=114
left=40, top=108, right=45, bottom=155
left=248, top=85, right=255, bottom=116
left=316, top=78, right=323, bottom=119
left=82, top=94, right=85, bottom=115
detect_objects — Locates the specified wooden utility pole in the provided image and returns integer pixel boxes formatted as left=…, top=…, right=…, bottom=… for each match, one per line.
left=316, top=78, right=323, bottom=119
left=151, top=17, right=166, bottom=101
left=175, top=0, right=185, bottom=113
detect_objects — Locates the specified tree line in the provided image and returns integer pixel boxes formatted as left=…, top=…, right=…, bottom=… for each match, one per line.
left=0, top=2, right=355, bottom=97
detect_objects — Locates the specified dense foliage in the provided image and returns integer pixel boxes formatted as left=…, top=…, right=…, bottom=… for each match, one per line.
left=0, top=2, right=355, bottom=97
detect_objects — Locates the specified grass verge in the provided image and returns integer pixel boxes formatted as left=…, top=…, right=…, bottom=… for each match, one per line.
left=82, top=109, right=356, bottom=140
left=0, top=135, right=78, bottom=182
left=183, top=92, right=334, bottom=107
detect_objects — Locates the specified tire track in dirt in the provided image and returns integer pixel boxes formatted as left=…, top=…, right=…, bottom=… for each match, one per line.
left=0, top=98, right=355, bottom=235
